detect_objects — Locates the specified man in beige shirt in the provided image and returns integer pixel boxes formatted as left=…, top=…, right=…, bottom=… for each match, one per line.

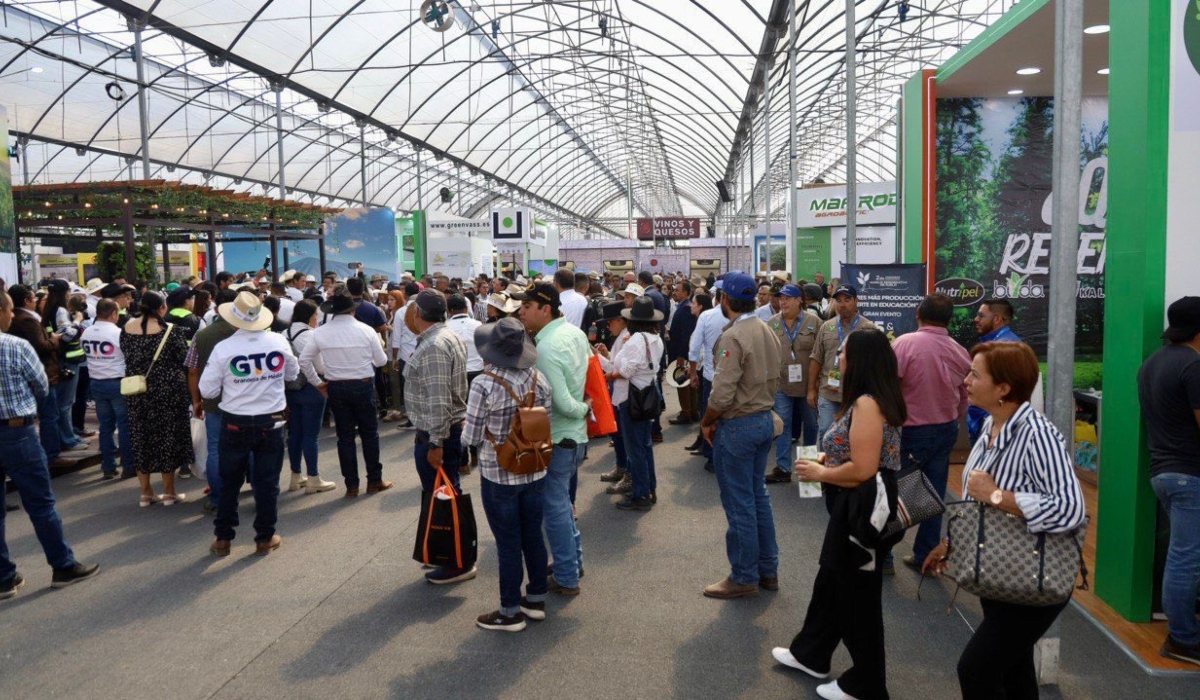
left=766, top=284, right=823, bottom=484
left=807, top=284, right=877, bottom=438
left=699, top=272, right=782, bottom=600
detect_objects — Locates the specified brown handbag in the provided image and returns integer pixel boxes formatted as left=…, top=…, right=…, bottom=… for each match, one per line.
left=483, top=370, right=553, bottom=475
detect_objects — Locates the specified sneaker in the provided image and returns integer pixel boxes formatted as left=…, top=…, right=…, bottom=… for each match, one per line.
left=178, top=466, right=194, bottom=479
left=50, top=562, right=100, bottom=589
left=425, top=565, right=478, bottom=585
left=1161, top=635, right=1200, bottom=667
left=765, top=467, right=792, bottom=484
left=605, top=475, right=632, bottom=495
left=599, top=467, right=625, bottom=483
left=63, top=442, right=90, bottom=453
left=817, top=680, right=860, bottom=700
left=476, top=610, right=526, bottom=632
left=615, top=495, right=653, bottom=511
left=901, top=555, right=924, bottom=573
left=547, top=574, right=580, bottom=596
left=100, top=471, right=118, bottom=481
left=519, top=597, right=546, bottom=621
left=0, top=573, right=24, bottom=601
left=75, top=429, right=98, bottom=438
left=771, top=647, right=829, bottom=679
left=395, top=418, right=414, bottom=430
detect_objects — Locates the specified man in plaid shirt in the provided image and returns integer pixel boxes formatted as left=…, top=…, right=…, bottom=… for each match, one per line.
left=463, top=317, right=552, bottom=632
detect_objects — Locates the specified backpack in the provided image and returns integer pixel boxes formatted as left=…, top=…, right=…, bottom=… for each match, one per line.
left=482, top=369, right=553, bottom=475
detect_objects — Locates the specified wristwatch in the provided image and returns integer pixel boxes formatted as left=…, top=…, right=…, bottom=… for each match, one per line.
left=989, top=488, right=1004, bottom=506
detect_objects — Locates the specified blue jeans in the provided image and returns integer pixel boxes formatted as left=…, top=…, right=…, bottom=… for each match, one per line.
left=713, top=411, right=779, bottom=585
left=699, top=376, right=713, bottom=459
left=818, top=396, right=839, bottom=443
left=204, top=411, right=224, bottom=506
left=414, top=425, right=463, bottom=495
left=609, top=383, right=627, bottom=470
left=214, top=413, right=285, bottom=543
left=326, top=379, right=381, bottom=488
left=544, top=443, right=585, bottom=587
left=902, top=421, right=959, bottom=561
left=36, top=388, right=61, bottom=462
left=91, top=378, right=132, bottom=475
left=286, top=385, right=326, bottom=476
left=1151, top=472, right=1200, bottom=645
left=0, top=423, right=77, bottom=582
left=618, top=402, right=656, bottom=499
left=55, top=362, right=84, bottom=449
left=480, top=477, right=549, bottom=615
left=774, top=392, right=816, bottom=471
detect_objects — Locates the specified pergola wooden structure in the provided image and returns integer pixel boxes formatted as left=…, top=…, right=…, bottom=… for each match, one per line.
left=12, top=180, right=342, bottom=282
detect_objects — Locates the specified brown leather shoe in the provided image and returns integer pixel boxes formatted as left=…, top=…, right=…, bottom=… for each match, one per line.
left=759, top=575, right=780, bottom=592
left=366, top=480, right=393, bottom=494
left=210, top=539, right=231, bottom=557
left=255, top=534, right=282, bottom=556
left=344, top=487, right=360, bottom=499
left=703, top=577, right=759, bottom=599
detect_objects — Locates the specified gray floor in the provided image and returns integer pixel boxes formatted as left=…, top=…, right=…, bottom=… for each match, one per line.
left=2, top=393, right=1196, bottom=700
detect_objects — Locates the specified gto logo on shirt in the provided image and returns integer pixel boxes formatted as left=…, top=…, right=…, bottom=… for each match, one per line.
left=81, top=340, right=116, bottom=356
left=229, top=351, right=286, bottom=380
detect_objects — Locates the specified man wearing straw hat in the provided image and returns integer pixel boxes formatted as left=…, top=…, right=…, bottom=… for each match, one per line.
left=200, top=291, right=299, bottom=557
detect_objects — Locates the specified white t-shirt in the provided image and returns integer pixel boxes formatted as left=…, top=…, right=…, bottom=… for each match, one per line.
left=275, top=295, right=295, bottom=324
left=199, top=329, right=299, bottom=415
left=79, top=320, right=126, bottom=380
left=559, top=288, right=588, bottom=328
left=285, top=287, right=304, bottom=303
left=446, top=313, right=484, bottom=373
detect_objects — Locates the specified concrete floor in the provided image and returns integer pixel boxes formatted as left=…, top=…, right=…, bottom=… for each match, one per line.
left=1, top=394, right=1196, bottom=700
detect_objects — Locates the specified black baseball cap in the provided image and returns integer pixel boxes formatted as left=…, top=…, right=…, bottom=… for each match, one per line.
left=511, top=282, right=560, bottom=310
left=1165, top=297, right=1200, bottom=343
left=833, top=284, right=857, bottom=298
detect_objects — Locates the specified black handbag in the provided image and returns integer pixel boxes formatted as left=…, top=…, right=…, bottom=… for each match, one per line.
left=413, top=467, right=478, bottom=569
left=627, top=333, right=663, bottom=422
left=881, top=453, right=946, bottom=538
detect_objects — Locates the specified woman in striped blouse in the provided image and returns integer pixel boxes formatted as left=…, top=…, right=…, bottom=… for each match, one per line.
left=922, top=341, right=1085, bottom=700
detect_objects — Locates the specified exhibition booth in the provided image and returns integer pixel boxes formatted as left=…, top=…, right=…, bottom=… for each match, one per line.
left=896, top=0, right=1198, bottom=673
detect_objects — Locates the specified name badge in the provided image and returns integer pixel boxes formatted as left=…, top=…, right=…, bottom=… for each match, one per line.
left=788, top=364, right=804, bottom=383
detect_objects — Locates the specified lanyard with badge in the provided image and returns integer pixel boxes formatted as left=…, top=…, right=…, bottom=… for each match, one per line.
left=827, top=315, right=859, bottom=389
left=782, top=317, right=805, bottom=383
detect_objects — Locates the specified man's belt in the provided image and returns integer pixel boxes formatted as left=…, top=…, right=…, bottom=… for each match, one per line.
left=4, top=416, right=36, bottom=427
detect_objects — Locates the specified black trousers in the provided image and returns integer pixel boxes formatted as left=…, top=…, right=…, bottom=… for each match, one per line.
left=958, top=597, right=1069, bottom=700
left=790, top=563, right=889, bottom=700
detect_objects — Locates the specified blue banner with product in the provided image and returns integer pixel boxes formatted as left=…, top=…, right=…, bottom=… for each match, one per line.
left=839, top=262, right=927, bottom=339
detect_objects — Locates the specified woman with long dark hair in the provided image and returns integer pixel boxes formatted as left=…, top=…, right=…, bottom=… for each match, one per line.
left=120, top=291, right=193, bottom=506
left=773, top=328, right=906, bottom=700
left=284, top=300, right=336, bottom=494
left=192, top=289, right=212, bottom=330
left=43, top=280, right=89, bottom=451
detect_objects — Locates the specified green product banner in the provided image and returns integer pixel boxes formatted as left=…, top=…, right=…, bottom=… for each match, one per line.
left=934, top=96, right=1108, bottom=357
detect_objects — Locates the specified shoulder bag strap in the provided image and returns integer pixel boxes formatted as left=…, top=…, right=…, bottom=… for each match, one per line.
left=144, top=323, right=173, bottom=377
left=524, top=369, right=539, bottom=408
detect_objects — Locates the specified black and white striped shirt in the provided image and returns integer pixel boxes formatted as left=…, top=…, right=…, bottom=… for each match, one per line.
left=962, top=402, right=1086, bottom=534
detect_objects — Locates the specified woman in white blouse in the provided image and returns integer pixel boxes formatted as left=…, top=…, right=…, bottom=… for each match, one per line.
left=922, top=341, right=1085, bottom=700
left=605, top=296, right=664, bottom=511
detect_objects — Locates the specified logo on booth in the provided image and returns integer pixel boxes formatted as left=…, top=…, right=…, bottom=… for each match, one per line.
left=933, top=278, right=986, bottom=307
left=229, top=351, right=286, bottom=379
left=81, top=340, right=116, bottom=356
left=1187, top=1, right=1200, bottom=75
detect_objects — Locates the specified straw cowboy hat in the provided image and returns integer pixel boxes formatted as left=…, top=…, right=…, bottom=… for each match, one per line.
left=218, top=290, right=274, bottom=331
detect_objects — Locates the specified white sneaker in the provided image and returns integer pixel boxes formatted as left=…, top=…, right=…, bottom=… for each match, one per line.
left=288, top=473, right=307, bottom=491
left=772, top=647, right=829, bottom=679
left=305, top=476, right=337, bottom=494
left=816, top=680, right=859, bottom=700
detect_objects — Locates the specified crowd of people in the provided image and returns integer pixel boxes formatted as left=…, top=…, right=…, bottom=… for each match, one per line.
left=1, top=261, right=1197, bottom=698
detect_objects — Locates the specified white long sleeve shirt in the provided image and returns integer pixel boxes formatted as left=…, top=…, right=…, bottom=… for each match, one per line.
left=611, top=331, right=662, bottom=406
left=559, top=288, right=588, bottom=328
left=300, top=313, right=388, bottom=386
left=79, top=320, right=126, bottom=380
left=689, top=306, right=727, bottom=381
left=199, top=329, right=299, bottom=415
left=446, top=313, right=484, bottom=373
left=391, top=302, right=419, bottom=362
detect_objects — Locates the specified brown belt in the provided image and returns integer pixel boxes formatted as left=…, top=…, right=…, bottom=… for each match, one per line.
left=5, top=417, right=36, bottom=427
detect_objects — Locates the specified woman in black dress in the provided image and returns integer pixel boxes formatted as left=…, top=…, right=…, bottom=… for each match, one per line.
left=120, top=292, right=193, bottom=507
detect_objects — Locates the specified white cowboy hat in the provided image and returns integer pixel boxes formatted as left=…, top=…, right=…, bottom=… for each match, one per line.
left=485, top=292, right=522, bottom=314
left=85, top=278, right=105, bottom=294
left=218, top=290, right=274, bottom=331
left=664, top=357, right=692, bottom=389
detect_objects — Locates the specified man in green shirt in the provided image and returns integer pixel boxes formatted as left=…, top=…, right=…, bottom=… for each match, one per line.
left=517, top=283, right=593, bottom=595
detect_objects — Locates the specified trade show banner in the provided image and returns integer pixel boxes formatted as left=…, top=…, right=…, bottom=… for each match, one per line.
left=933, top=96, right=1108, bottom=355
left=839, top=263, right=926, bottom=339
left=1166, top=1, right=1200, bottom=304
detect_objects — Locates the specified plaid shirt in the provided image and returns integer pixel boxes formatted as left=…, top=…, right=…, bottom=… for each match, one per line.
left=0, top=332, right=49, bottom=419
left=402, top=323, right=467, bottom=444
left=462, top=365, right=552, bottom=485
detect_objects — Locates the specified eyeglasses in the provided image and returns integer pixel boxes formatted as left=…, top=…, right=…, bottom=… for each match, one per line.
left=974, top=313, right=995, bottom=320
